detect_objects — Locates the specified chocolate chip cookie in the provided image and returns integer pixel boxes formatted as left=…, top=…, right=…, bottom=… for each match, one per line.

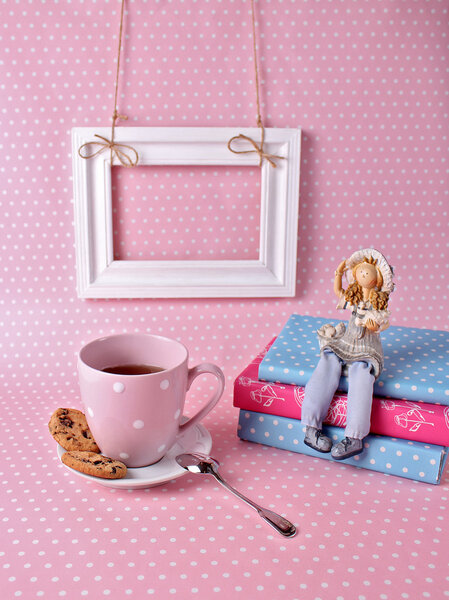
left=48, top=408, right=100, bottom=453
left=61, top=451, right=127, bottom=479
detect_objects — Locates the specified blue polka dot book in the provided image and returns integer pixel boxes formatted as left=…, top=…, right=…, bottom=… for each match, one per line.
left=259, top=314, right=449, bottom=405
left=234, top=314, right=449, bottom=484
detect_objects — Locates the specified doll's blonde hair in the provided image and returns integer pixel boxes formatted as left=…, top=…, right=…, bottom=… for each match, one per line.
left=344, top=255, right=390, bottom=310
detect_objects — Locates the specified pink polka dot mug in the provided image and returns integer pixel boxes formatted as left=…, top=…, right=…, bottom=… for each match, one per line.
left=78, top=333, right=225, bottom=467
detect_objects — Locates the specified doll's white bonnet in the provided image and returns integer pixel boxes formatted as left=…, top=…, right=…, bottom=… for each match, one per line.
left=345, top=248, right=394, bottom=293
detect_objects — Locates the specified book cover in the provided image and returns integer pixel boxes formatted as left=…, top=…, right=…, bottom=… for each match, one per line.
left=234, top=340, right=449, bottom=446
left=237, top=410, right=449, bottom=485
left=258, top=314, right=449, bottom=405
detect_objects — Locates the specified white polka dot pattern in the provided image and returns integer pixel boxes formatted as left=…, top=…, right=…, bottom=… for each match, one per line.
left=160, top=379, right=170, bottom=391
left=1, top=1, right=448, bottom=599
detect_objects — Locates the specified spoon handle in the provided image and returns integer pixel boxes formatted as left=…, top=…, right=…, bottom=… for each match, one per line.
left=211, top=470, right=296, bottom=537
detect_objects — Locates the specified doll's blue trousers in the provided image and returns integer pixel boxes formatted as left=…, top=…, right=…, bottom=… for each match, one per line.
left=301, top=350, right=375, bottom=440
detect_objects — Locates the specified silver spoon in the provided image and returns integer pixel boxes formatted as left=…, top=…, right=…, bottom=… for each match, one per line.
left=176, top=452, right=297, bottom=537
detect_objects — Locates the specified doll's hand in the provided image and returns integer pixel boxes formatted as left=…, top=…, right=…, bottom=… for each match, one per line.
left=365, top=318, right=380, bottom=332
left=335, top=260, right=346, bottom=277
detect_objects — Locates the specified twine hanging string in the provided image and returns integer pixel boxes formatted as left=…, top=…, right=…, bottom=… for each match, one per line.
left=78, top=0, right=139, bottom=168
left=227, top=0, right=284, bottom=168
left=78, top=0, right=277, bottom=169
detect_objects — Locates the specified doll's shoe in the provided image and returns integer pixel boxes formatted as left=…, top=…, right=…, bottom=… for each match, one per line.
left=304, top=426, right=332, bottom=453
left=331, top=437, right=364, bottom=460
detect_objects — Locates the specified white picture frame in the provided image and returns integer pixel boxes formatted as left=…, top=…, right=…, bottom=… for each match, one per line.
left=71, top=126, right=301, bottom=298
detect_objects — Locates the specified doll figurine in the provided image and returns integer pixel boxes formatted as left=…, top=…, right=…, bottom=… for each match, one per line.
left=301, top=248, right=394, bottom=460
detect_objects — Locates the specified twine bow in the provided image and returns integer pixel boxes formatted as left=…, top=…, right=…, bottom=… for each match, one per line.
left=227, top=120, right=284, bottom=168
left=77, top=0, right=138, bottom=168
left=78, top=114, right=139, bottom=167
left=227, top=0, right=285, bottom=169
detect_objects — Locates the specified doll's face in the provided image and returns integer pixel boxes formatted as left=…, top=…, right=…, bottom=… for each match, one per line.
left=354, top=262, right=378, bottom=289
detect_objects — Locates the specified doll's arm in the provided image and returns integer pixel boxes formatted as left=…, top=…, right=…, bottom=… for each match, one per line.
left=334, top=260, right=347, bottom=298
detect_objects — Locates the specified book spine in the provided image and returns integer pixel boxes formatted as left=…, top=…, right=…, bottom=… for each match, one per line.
left=234, top=349, right=449, bottom=446
left=237, top=410, right=448, bottom=485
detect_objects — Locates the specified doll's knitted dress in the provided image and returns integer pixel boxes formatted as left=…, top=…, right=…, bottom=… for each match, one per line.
left=318, top=301, right=386, bottom=378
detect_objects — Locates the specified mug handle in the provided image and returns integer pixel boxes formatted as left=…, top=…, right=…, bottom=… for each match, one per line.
left=177, top=363, right=225, bottom=436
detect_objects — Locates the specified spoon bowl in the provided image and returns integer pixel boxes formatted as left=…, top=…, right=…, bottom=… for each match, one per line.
left=176, top=452, right=218, bottom=474
left=176, top=452, right=297, bottom=537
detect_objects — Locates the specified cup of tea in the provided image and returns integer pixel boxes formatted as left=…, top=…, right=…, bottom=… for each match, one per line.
left=77, top=333, right=225, bottom=467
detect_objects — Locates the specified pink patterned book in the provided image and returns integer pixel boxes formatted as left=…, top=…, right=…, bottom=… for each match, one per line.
left=234, top=340, right=449, bottom=446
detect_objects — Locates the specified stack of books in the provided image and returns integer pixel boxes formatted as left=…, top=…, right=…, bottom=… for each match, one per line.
left=234, top=314, right=449, bottom=484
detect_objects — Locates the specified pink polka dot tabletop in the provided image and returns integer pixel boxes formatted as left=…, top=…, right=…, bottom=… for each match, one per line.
left=1, top=1, right=448, bottom=599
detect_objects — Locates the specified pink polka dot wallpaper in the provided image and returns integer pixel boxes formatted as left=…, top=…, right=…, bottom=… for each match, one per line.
left=1, top=1, right=448, bottom=599
left=111, top=165, right=261, bottom=260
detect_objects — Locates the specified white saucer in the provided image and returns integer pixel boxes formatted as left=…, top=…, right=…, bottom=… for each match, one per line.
left=56, top=423, right=212, bottom=489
